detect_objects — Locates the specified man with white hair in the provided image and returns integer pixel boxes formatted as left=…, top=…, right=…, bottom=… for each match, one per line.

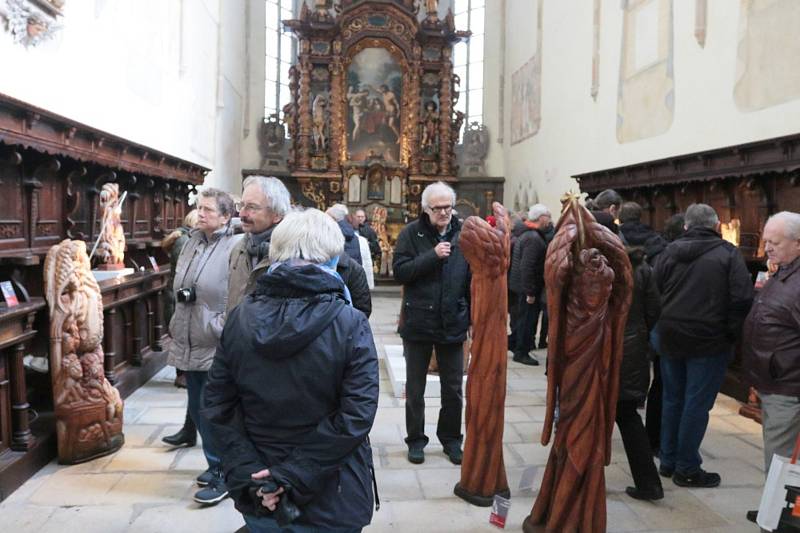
left=653, top=203, right=753, bottom=488
left=228, top=175, right=291, bottom=311
left=393, top=181, right=471, bottom=465
left=743, top=211, right=800, bottom=474
left=326, top=203, right=363, bottom=265
left=508, top=203, right=552, bottom=365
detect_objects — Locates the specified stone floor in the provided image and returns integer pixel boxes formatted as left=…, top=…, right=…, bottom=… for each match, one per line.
left=0, top=287, right=766, bottom=532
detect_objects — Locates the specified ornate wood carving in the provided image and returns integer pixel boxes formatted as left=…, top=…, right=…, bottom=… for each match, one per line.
left=454, top=202, right=511, bottom=507
left=44, top=239, right=124, bottom=464
left=94, top=183, right=126, bottom=267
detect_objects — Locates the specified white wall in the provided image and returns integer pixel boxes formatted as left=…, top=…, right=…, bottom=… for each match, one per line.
left=486, top=0, right=800, bottom=213
left=0, top=0, right=249, bottom=194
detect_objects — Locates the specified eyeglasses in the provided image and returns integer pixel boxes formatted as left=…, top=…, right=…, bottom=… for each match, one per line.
left=428, top=205, right=453, bottom=214
left=237, top=203, right=265, bottom=213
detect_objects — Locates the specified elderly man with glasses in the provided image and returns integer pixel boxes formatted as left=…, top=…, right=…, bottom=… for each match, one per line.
left=227, top=175, right=292, bottom=311
left=393, top=181, right=471, bottom=465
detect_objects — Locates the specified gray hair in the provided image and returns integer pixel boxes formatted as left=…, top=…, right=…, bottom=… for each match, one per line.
left=684, top=203, right=719, bottom=230
left=594, top=189, right=623, bottom=210
left=528, top=203, right=550, bottom=221
left=269, top=208, right=345, bottom=264
left=767, top=211, right=800, bottom=240
left=619, top=201, right=643, bottom=223
left=421, top=181, right=456, bottom=209
left=242, top=175, right=291, bottom=217
left=199, top=187, right=235, bottom=217
left=326, top=203, right=349, bottom=222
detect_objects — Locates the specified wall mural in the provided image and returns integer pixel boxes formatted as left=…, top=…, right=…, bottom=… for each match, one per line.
left=616, top=0, right=675, bottom=143
left=510, top=0, right=543, bottom=145
left=734, top=0, right=800, bottom=112
left=346, top=47, right=403, bottom=162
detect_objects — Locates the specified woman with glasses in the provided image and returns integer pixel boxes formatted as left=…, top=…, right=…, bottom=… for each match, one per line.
left=167, top=187, right=242, bottom=506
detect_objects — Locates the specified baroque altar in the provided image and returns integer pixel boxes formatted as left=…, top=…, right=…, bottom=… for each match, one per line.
left=279, top=0, right=470, bottom=243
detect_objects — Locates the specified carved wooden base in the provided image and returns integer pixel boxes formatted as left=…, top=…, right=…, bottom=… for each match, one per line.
left=55, top=403, right=124, bottom=465
left=453, top=482, right=510, bottom=507
left=522, top=514, right=546, bottom=533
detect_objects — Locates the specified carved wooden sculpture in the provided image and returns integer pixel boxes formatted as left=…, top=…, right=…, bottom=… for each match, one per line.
left=96, top=182, right=125, bottom=268
left=523, top=195, right=632, bottom=533
left=45, top=239, right=124, bottom=464
left=454, top=201, right=511, bottom=506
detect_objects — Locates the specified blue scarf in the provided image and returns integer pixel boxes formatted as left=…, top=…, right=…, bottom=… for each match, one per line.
left=267, top=257, right=352, bottom=306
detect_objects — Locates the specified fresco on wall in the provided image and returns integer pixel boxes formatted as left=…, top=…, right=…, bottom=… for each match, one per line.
left=510, top=0, right=543, bottom=145
left=346, top=47, right=402, bottom=161
left=734, top=0, right=800, bottom=112
left=616, top=0, right=675, bottom=143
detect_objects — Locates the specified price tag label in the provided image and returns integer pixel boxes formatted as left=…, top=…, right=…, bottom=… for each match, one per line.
left=489, top=494, right=511, bottom=528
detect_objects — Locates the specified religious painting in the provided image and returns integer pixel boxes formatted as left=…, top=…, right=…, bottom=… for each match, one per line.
left=367, top=166, right=386, bottom=200
left=346, top=47, right=402, bottom=162
left=510, top=0, right=543, bottom=145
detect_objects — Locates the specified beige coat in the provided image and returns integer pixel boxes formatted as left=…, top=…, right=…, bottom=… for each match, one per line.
left=167, top=225, right=242, bottom=371
left=227, top=235, right=270, bottom=312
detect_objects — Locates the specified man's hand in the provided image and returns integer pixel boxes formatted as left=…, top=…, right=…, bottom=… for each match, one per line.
left=252, top=468, right=284, bottom=511
left=434, top=242, right=452, bottom=258
left=526, top=295, right=536, bottom=304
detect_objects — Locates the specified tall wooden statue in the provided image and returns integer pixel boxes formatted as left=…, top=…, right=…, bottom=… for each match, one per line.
left=96, top=182, right=125, bottom=268
left=523, top=194, right=632, bottom=533
left=454, top=201, right=511, bottom=506
left=45, top=239, right=124, bottom=464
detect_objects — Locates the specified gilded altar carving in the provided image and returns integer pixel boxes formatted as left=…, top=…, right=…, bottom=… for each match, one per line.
left=44, top=239, right=124, bottom=464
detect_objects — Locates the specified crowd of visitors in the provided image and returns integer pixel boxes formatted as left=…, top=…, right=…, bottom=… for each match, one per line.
left=158, top=175, right=798, bottom=530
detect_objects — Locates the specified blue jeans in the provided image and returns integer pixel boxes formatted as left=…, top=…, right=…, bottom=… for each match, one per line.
left=659, top=351, right=730, bottom=474
left=243, top=515, right=361, bottom=533
left=185, top=370, right=220, bottom=471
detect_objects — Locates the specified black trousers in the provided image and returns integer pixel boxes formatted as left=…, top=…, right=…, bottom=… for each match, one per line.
left=616, top=399, right=662, bottom=492
left=646, top=357, right=662, bottom=453
left=515, top=295, right=542, bottom=357
left=508, top=291, right=520, bottom=347
left=403, top=340, right=464, bottom=449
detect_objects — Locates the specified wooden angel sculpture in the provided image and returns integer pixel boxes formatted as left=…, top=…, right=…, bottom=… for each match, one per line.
left=523, top=194, right=632, bottom=533
left=96, top=183, right=125, bottom=268
left=45, top=239, right=124, bottom=464
left=312, top=93, right=328, bottom=153
left=454, top=202, right=511, bottom=506
left=420, top=101, right=440, bottom=154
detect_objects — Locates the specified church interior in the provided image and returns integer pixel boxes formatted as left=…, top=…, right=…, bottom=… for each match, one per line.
left=0, top=0, right=799, bottom=531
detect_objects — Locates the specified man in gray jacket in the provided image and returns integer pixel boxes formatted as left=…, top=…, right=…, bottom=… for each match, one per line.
left=227, top=176, right=291, bottom=311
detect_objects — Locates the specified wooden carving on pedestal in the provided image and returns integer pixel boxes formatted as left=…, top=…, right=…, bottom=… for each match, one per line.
left=95, top=182, right=126, bottom=269
left=523, top=194, right=632, bottom=533
left=454, top=201, right=511, bottom=506
left=44, top=239, right=124, bottom=464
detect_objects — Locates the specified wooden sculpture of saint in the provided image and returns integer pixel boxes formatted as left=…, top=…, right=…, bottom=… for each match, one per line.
left=523, top=193, right=632, bottom=533
left=454, top=201, right=511, bottom=506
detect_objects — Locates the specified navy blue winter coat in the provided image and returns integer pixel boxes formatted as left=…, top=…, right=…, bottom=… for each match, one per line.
left=338, top=219, right=363, bottom=265
left=202, top=264, right=379, bottom=529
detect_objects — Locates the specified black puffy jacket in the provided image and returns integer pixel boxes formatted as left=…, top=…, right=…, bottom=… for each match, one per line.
left=393, top=213, right=471, bottom=344
left=337, top=253, right=372, bottom=317
left=203, top=264, right=378, bottom=530
left=619, top=248, right=661, bottom=401
left=338, top=219, right=363, bottom=265
left=508, top=223, right=547, bottom=297
left=619, top=221, right=668, bottom=264
left=653, top=227, right=753, bottom=358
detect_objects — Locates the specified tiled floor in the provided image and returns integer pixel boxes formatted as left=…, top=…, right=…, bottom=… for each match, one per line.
left=0, top=287, right=765, bottom=532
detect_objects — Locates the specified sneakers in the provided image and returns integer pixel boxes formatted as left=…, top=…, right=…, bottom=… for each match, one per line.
left=161, top=428, right=197, bottom=448
left=196, top=468, right=215, bottom=487
left=625, top=485, right=664, bottom=501
left=444, top=445, right=463, bottom=465
left=407, top=446, right=425, bottom=464
left=193, top=474, right=229, bottom=505
left=512, top=353, right=540, bottom=366
left=673, top=468, right=721, bottom=488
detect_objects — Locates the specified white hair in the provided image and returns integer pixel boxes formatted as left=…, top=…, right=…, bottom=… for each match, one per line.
left=421, top=181, right=456, bottom=209
left=269, top=208, right=344, bottom=264
left=326, top=203, right=349, bottom=222
left=767, top=211, right=800, bottom=240
left=242, top=175, right=291, bottom=216
left=685, top=203, right=719, bottom=230
left=528, top=203, right=550, bottom=221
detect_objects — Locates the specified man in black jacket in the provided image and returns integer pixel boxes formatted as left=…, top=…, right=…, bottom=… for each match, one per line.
left=618, top=202, right=668, bottom=263
left=393, top=181, right=471, bottom=465
left=508, top=204, right=551, bottom=365
left=354, top=208, right=381, bottom=263
left=653, top=203, right=753, bottom=488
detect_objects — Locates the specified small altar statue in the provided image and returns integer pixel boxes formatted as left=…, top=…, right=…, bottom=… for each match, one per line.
left=454, top=201, right=511, bottom=506
left=95, top=183, right=125, bottom=268
left=420, top=100, right=440, bottom=154
left=523, top=194, right=632, bottom=533
left=312, top=93, right=328, bottom=152
left=45, top=239, right=124, bottom=464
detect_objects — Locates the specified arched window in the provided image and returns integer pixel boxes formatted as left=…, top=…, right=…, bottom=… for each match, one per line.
left=264, top=0, right=296, bottom=120
left=453, top=0, right=484, bottom=137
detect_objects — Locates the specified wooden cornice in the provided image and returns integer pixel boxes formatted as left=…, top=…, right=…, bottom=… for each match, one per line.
left=575, top=133, right=800, bottom=194
left=0, top=93, right=209, bottom=184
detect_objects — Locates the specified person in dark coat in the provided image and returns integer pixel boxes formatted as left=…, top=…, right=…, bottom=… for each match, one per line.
left=508, top=204, right=551, bottom=365
left=507, top=212, right=529, bottom=348
left=618, top=202, right=668, bottom=263
left=337, top=252, right=372, bottom=317
left=327, top=204, right=362, bottom=264
left=652, top=203, right=753, bottom=488
left=354, top=208, right=381, bottom=262
left=616, top=246, right=663, bottom=501
left=393, top=181, right=470, bottom=465
left=203, top=208, right=379, bottom=533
